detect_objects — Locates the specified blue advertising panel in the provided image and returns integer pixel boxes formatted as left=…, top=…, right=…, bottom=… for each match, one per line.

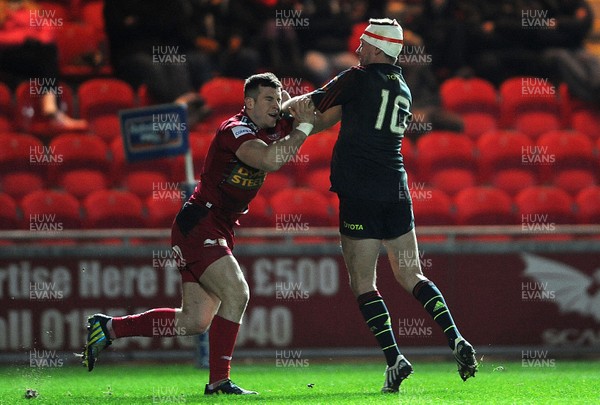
left=119, top=103, right=189, bottom=162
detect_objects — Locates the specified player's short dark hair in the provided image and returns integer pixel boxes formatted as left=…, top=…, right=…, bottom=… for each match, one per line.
left=244, top=72, right=282, bottom=99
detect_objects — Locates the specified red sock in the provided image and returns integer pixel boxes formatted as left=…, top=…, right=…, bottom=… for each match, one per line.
left=112, top=308, right=177, bottom=338
left=209, top=315, right=240, bottom=384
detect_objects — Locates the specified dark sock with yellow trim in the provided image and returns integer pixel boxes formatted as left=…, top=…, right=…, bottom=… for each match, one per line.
left=357, top=290, right=401, bottom=367
left=413, top=280, right=461, bottom=350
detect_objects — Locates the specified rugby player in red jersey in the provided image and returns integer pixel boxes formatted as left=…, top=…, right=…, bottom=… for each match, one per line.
left=81, top=73, right=323, bottom=395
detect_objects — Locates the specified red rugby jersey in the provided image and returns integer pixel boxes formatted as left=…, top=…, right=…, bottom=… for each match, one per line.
left=189, top=109, right=294, bottom=217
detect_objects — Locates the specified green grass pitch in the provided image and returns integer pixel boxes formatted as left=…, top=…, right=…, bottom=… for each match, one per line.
left=2, top=358, right=599, bottom=404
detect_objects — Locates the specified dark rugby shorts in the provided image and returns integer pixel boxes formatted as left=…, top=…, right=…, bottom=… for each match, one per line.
left=338, top=197, right=414, bottom=239
left=171, top=202, right=235, bottom=283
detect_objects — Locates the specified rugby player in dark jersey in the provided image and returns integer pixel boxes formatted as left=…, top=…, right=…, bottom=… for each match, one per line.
left=81, top=73, right=318, bottom=395
left=295, top=18, right=479, bottom=393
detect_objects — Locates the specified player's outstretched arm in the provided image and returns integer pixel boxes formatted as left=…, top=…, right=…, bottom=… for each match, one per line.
left=283, top=94, right=341, bottom=135
left=235, top=98, right=315, bottom=172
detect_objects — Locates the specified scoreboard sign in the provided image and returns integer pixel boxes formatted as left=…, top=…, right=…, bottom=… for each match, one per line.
left=119, top=103, right=189, bottom=162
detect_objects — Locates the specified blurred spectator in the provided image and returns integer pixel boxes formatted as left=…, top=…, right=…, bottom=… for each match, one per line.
left=296, top=0, right=359, bottom=85
left=194, top=0, right=261, bottom=79
left=103, top=0, right=211, bottom=123
left=541, top=1, right=600, bottom=105
left=385, top=0, right=464, bottom=135
left=0, top=0, right=87, bottom=130
left=462, top=0, right=595, bottom=87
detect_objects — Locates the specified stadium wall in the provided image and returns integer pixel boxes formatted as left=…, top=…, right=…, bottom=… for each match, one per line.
left=1, top=227, right=599, bottom=363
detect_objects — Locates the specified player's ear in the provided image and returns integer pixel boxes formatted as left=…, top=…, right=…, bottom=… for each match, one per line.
left=245, top=96, right=255, bottom=110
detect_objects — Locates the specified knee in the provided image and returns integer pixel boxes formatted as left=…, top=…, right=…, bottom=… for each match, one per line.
left=220, top=277, right=249, bottom=313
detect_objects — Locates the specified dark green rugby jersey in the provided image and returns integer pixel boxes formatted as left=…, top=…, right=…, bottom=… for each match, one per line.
left=311, top=63, right=412, bottom=202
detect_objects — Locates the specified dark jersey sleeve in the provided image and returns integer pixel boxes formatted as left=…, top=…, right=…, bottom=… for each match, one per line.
left=311, top=67, right=362, bottom=113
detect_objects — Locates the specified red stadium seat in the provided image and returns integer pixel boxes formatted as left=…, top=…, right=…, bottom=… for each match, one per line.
left=430, top=169, right=476, bottom=196
left=122, top=171, right=170, bottom=199
left=411, top=188, right=454, bottom=226
left=536, top=130, right=595, bottom=183
left=47, top=133, right=110, bottom=182
left=88, top=114, right=122, bottom=143
left=241, top=194, right=274, bottom=228
left=515, top=186, right=576, bottom=225
left=21, top=189, right=82, bottom=229
left=59, top=169, right=109, bottom=200
left=15, top=81, right=78, bottom=137
left=553, top=170, right=596, bottom=196
left=514, top=111, right=561, bottom=140
left=199, top=77, right=245, bottom=115
left=461, top=113, right=498, bottom=140
left=270, top=187, right=334, bottom=227
left=499, top=77, right=560, bottom=131
left=0, top=193, right=19, bottom=229
left=572, top=110, right=600, bottom=140
left=78, top=78, right=135, bottom=120
left=2, top=172, right=45, bottom=200
left=416, top=131, right=476, bottom=181
left=291, top=130, right=336, bottom=182
left=301, top=168, right=331, bottom=195
left=440, top=77, right=498, bottom=116
left=455, top=187, right=515, bottom=225
left=109, top=137, right=175, bottom=185
left=491, top=169, right=538, bottom=197
left=145, top=195, right=182, bottom=228
left=171, top=132, right=213, bottom=180
left=0, top=132, right=45, bottom=172
left=259, top=171, right=295, bottom=199
left=83, top=189, right=145, bottom=228
left=575, top=186, right=600, bottom=224
left=477, top=130, right=536, bottom=183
